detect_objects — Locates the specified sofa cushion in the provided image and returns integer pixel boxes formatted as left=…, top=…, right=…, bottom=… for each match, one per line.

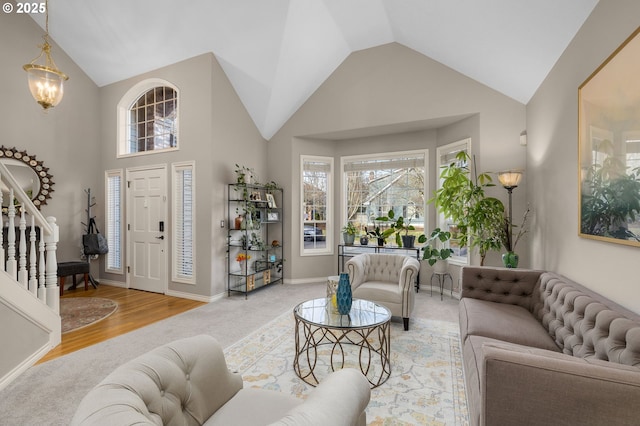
left=532, top=272, right=640, bottom=366
left=459, top=298, right=560, bottom=351
left=205, top=388, right=300, bottom=426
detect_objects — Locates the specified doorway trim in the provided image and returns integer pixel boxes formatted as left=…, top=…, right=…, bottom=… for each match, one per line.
left=125, top=163, right=168, bottom=293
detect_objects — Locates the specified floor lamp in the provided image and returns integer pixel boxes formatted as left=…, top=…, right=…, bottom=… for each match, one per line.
left=498, top=171, right=522, bottom=261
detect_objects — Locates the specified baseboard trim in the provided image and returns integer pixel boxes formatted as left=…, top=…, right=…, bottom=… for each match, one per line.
left=284, top=277, right=326, bottom=285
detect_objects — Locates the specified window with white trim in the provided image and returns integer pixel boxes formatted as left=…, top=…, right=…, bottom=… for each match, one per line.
left=105, top=170, right=123, bottom=273
left=436, top=139, right=470, bottom=264
left=301, top=156, right=333, bottom=255
left=117, top=79, right=179, bottom=157
left=342, top=151, right=427, bottom=242
left=172, top=161, right=195, bottom=283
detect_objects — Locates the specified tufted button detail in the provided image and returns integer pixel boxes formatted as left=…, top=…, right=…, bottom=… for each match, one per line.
left=185, top=373, right=190, bottom=380
left=160, top=390, right=165, bottom=396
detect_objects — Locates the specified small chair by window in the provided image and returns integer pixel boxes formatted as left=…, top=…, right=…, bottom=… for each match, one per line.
left=346, top=253, right=420, bottom=330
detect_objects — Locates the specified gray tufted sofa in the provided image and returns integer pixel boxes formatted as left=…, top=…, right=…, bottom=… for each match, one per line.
left=71, top=334, right=370, bottom=426
left=459, top=266, right=640, bottom=426
left=346, top=253, right=420, bottom=330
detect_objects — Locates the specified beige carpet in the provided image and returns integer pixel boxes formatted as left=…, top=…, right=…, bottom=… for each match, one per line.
left=225, top=310, right=469, bottom=425
left=0, top=282, right=463, bottom=425
left=59, top=297, right=118, bottom=333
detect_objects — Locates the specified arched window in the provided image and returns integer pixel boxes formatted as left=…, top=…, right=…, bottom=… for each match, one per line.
left=118, top=79, right=179, bottom=157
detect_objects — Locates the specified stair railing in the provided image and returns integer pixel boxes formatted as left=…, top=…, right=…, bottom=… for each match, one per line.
left=0, top=161, right=59, bottom=313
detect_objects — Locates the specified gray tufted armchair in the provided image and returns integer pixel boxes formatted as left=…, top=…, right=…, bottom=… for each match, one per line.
left=71, top=334, right=370, bottom=426
left=346, top=253, right=420, bottom=330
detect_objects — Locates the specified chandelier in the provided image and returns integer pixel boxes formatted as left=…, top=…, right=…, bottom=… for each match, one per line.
left=22, top=0, right=68, bottom=110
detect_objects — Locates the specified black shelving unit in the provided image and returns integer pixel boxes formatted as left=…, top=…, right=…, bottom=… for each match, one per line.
left=227, top=183, right=283, bottom=298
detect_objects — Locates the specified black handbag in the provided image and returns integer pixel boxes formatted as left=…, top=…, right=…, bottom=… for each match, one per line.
left=83, top=218, right=109, bottom=255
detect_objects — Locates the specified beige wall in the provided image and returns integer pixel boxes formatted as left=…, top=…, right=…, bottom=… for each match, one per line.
left=269, top=43, right=527, bottom=281
left=0, top=12, right=101, bottom=263
left=0, top=9, right=101, bottom=377
left=527, top=0, right=640, bottom=313
left=98, top=53, right=265, bottom=298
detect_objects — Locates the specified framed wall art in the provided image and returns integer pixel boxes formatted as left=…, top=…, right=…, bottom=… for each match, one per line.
left=579, top=27, right=640, bottom=247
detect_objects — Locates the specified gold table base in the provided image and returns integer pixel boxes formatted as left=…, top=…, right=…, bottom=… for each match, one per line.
left=293, top=314, right=391, bottom=388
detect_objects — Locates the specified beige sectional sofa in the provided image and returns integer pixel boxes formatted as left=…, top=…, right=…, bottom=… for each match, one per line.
left=459, top=266, right=640, bottom=426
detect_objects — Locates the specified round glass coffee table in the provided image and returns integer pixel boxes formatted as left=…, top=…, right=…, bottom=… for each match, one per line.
left=293, top=298, right=391, bottom=388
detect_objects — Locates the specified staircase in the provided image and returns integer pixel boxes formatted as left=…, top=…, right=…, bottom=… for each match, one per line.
left=0, top=161, right=59, bottom=392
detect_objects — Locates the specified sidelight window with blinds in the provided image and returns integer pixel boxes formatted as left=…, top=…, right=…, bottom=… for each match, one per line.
left=172, top=161, right=195, bottom=283
left=105, top=170, right=123, bottom=273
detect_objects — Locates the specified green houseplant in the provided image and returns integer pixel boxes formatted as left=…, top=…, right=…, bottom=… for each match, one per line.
left=430, top=151, right=505, bottom=265
left=341, top=221, right=357, bottom=245
left=377, top=210, right=418, bottom=248
left=365, top=215, right=395, bottom=246
left=420, top=228, right=454, bottom=271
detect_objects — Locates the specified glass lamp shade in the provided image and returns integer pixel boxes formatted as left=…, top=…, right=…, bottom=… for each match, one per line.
left=498, top=171, right=523, bottom=189
left=24, top=64, right=68, bottom=110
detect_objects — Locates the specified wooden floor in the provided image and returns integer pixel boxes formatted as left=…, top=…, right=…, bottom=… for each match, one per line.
left=38, top=284, right=206, bottom=364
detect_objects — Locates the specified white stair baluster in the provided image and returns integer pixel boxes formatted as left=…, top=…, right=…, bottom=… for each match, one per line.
left=44, top=216, right=59, bottom=313
left=7, top=188, right=16, bottom=279
left=29, top=215, right=38, bottom=295
left=38, top=236, right=46, bottom=302
left=18, top=210, right=28, bottom=287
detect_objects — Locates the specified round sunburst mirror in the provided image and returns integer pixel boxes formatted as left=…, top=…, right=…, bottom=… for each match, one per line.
left=0, top=146, right=54, bottom=209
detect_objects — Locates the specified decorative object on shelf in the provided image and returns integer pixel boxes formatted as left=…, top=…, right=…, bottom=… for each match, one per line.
left=234, top=164, right=254, bottom=185
left=430, top=151, right=505, bottom=265
left=341, top=221, right=357, bottom=245
left=22, top=0, right=69, bottom=110
left=498, top=171, right=527, bottom=268
left=247, top=274, right=255, bottom=291
left=249, top=191, right=261, bottom=201
left=265, top=193, right=277, bottom=208
left=236, top=252, right=250, bottom=273
left=271, top=240, right=280, bottom=247
left=234, top=215, right=243, bottom=230
left=359, top=235, right=369, bottom=245
left=0, top=146, right=55, bottom=209
left=267, top=211, right=279, bottom=221
left=579, top=28, right=640, bottom=247
left=336, top=273, right=353, bottom=315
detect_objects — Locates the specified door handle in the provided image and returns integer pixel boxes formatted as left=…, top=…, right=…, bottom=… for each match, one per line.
left=155, top=235, right=165, bottom=240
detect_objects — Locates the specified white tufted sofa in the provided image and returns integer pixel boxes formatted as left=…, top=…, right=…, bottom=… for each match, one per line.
left=70, top=334, right=370, bottom=426
left=346, top=253, right=420, bottom=330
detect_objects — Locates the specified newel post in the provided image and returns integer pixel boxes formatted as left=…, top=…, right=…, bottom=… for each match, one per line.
left=44, top=216, right=59, bottom=313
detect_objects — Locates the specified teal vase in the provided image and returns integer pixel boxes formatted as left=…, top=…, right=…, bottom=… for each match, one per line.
left=502, top=252, right=519, bottom=268
left=336, top=273, right=352, bottom=315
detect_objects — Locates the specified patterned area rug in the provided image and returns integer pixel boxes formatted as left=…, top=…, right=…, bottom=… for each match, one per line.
left=224, top=311, right=469, bottom=425
left=60, top=297, right=118, bottom=334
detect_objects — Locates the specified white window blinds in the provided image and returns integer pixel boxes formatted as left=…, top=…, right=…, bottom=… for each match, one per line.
left=173, top=162, right=195, bottom=283
left=106, top=170, right=122, bottom=272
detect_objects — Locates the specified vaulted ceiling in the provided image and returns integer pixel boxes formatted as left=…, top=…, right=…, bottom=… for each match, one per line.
left=31, top=0, right=599, bottom=139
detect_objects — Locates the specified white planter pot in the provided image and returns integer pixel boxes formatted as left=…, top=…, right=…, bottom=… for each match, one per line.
left=433, top=259, right=448, bottom=274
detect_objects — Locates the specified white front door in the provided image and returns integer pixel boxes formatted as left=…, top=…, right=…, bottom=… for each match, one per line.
left=127, top=166, right=167, bottom=293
